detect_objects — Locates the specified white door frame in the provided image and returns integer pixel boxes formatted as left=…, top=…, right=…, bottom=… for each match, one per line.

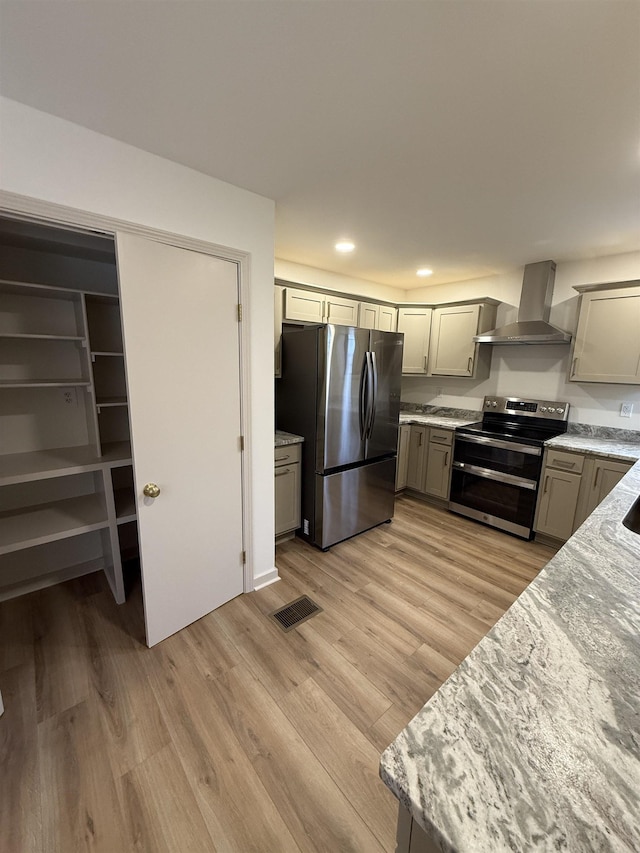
left=0, top=189, right=256, bottom=594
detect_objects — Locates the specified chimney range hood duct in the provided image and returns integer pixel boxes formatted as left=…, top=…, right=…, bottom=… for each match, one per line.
left=473, top=260, right=572, bottom=345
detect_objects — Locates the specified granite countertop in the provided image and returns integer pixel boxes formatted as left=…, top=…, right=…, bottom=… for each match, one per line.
left=380, top=459, right=640, bottom=852
left=399, top=412, right=478, bottom=429
left=545, top=433, right=640, bottom=462
left=275, top=430, right=304, bottom=447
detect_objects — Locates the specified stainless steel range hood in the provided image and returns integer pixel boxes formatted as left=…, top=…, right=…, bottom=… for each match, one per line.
left=473, top=260, right=572, bottom=345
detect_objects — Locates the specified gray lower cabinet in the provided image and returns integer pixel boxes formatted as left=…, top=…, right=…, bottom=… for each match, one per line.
left=535, top=468, right=582, bottom=541
left=573, top=456, right=632, bottom=530
left=535, top=448, right=632, bottom=542
left=423, top=428, right=453, bottom=499
left=402, top=424, right=453, bottom=500
left=406, top=425, right=428, bottom=491
left=396, top=424, right=411, bottom=490
left=275, top=443, right=301, bottom=538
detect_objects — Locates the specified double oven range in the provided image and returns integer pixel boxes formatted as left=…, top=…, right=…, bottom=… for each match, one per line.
left=449, top=396, right=569, bottom=539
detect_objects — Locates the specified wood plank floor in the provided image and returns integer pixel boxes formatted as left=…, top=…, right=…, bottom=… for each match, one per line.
left=0, top=496, right=556, bottom=852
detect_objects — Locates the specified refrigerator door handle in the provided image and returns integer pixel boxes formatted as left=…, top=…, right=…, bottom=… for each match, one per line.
left=367, top=351, right=378, bottom=438
left=359, top=355, right=369, bottom=440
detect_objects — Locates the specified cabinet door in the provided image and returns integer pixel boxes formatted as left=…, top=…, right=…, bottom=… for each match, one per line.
left=358, top=302, right=379, bottom=330
left=581, top=458, right=631, bottom=520
left=396, top=424, right=411, bottom=490
left=274, top=285, right=283, bottom=377
left=326, top=295, right=360, bottom=326
left=378, top=305, right=398, bottom=332
left=116, top=233, right=244, bottom=647
left=423, top=430, right=453, bottom=499
left=535, top=469, right=582, bottom=541
left=406, top=426, right=428, bottom=491
left=275, top=464, right=300, bottom=535
left=284, top=287, right=326, bottom=323
left=397, top=308, right=432, bottom=374
left=428, top=304, right=480, bottom=376
left=571, top=287, right=640, bottom=383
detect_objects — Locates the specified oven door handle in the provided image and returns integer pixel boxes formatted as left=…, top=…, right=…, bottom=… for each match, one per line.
left=454, top=434, right=541, bottom=456
left=452, top=461, right=538, bottom=490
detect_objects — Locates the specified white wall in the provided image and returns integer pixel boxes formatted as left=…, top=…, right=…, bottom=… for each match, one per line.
left=403, top=252, right=640, bottom=428
left=0, top=97, right=276, bottom=586
left=275, top=258, right=405, bottom=303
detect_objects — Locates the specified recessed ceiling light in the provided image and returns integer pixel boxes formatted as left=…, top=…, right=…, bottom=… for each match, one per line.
left=416, top=268, right=433, bottom=277
left=335, top=240, right=355, bottom=253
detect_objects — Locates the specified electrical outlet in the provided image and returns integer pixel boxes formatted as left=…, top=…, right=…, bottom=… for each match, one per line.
left=63, top=389, right=77, bottom=406
left=620, top=402, right=633, bottom=418
left=436, top=387, right=443, bottom=398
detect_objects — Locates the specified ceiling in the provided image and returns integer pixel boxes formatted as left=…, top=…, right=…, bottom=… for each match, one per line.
left=1, top=0, right=639, bottom=289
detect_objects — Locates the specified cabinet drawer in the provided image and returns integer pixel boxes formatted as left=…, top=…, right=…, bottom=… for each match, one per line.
left=429, top=429, right=453, bottom=446
left=275, top=444, right=302, bottom=466
left=546, top=449, right=584, bottom=473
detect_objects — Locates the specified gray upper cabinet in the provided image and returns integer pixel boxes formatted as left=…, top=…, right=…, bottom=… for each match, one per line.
left=276, top=281, right=500, bottom=380
left=397, top=307, right=432, bottom=374
left=427, top=302, right=497, bottom=379
left=284, top=286, right=359, bottom=326
left=359, top=301, right=398, bottom=331
left=570, top=281, right=640, bottom=384
left=274, top=285, right=284, bottom=377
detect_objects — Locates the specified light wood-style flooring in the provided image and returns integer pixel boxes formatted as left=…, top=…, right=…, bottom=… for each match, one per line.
left=0, top=496, right=556, bottom=852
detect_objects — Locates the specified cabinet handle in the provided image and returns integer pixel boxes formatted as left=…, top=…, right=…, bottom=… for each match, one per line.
left=418, top=431, right=423, bottom=447
left=468, top=356, right=473, bottom=374
left=276, top=454, right=290, bottom=462
left=143, top=483, right=161, bottom=498
left=424, top=355, right=428, bottom=372
left=554, top=459, right=575, bottom=468
left=275, top=468, right=291, bottom=477
left=444, top=451, right=449, bottom=466
left=571, top=357, right=578, bottom=378
left=593, top=466, right=601, bottom=489
left=543, top=475, right=549, bottom=495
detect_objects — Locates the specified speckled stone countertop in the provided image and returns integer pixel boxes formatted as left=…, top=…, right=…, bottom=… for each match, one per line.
left=275, top=430, right=304, bottom=447
left=545, top=433, right=640, bottom=462
left=380, top=459, right=640, bottom=852
left=399, top=413, right=478, bottom=429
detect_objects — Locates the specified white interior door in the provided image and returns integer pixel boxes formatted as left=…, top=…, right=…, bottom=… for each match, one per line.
left=116, top=233, right=244, bottom=647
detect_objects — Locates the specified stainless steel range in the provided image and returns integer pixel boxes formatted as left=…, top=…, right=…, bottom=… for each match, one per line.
left=449, top=396, right=569, bottom=539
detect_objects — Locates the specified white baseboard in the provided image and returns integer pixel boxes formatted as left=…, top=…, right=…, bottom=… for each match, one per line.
left=252, top=569, right=280, bottom=591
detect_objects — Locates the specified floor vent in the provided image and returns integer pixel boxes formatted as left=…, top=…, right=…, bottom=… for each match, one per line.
left=270, top=596, right=323, bottom=632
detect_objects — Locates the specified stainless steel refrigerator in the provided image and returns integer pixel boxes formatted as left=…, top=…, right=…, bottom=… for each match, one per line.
left=276, top=323, right=403, bottom=550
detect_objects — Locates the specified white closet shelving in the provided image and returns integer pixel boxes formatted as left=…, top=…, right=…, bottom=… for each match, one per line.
left=0, top=216, right=138, bottom=602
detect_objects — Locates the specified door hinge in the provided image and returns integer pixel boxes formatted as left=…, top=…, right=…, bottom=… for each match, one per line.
left=239, top=435, right=244, bottom=451
left=241, top=550, right=247, bottom=564
left=237, top=303, right=243, bottom=322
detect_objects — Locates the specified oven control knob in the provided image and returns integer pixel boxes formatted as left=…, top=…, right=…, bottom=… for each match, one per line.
left=491, top=401, right=497, bottom=407
left=548, top=407, right=556, bottom=413
left=540, top=406, right=547, bottom=412
left=556, top=408, right=564, bottom=414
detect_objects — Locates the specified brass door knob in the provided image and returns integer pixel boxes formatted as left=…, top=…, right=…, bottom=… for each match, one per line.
left=143, top=483, right=161, bottom=498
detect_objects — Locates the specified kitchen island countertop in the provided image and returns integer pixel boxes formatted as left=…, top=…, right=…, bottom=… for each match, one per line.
left=380, top=457, right=640, bottom=852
